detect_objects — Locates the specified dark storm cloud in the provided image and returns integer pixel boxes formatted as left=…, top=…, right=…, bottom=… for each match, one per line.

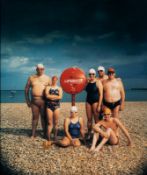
left=1, top=0, right=147, bottom=90
left=2, top=0, right=147, bottom=45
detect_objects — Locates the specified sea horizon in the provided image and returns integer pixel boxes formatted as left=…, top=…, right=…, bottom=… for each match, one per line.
left=1, top=89, right=147, bottom=103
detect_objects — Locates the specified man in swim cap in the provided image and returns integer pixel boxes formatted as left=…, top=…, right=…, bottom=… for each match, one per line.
left=25, top=64, right=51, bottom=139
left=90, top=107, right=132, bottom=152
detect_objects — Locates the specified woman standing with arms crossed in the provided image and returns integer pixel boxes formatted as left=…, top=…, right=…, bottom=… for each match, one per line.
left=45, top=76, right=63, bottom=141
left=85, top=68, right=103, bottom=140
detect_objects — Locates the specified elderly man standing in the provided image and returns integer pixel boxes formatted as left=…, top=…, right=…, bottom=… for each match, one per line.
left=97, top=66, right=108, bottom=83
left=25, top=64, right=51, bottom=139
left=103, top=67, right=125, bottom=118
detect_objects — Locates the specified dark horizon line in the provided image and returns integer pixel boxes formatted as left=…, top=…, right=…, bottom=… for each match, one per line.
left=1, top=88, right=147, bottom=91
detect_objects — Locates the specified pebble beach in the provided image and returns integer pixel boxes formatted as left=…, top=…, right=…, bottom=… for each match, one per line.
left=0, top=102, right=147, bottom=175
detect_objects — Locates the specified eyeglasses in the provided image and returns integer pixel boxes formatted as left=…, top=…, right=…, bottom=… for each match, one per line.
left=89, top=73, right=95, bottom=76
left=108, top=72, right=115, bottom=75
left=98, top=70, right=103, bottom=72
left=37, top=68, right=44, bottom=70
left=104, top=113, right=111, bottom=116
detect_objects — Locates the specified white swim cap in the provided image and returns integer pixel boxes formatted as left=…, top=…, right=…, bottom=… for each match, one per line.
left=70, top=106, right=78, bottom=113
left=97, top=66, right=105, bottom=72
left=89, top=68, right=96, bottom=74
left=36, top=63, right=44, bottom=69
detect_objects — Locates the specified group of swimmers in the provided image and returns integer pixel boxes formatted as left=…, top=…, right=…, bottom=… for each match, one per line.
left=25, top=64, right=132, bottom=153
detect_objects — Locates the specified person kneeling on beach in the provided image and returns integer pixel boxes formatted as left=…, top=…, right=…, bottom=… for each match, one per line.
left=58, top=106, right=85, bottom=147
left=90, top=107, right=132, bottom=152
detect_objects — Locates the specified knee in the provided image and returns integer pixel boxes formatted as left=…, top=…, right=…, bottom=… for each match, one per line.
left=54, top=121, right=58, bottom=128
left=93, top=111, right=98, bottom=117
left=32, top=115, right=39, bottom=121
left=92, top=124, right=99, bottom=132
left=47, top=120, right=53, bottom=127
left=105, top=128, right=112, bottom=138
left=32, top=117, right=38, bottom=122
left=87, top=118, right=92, bottom=123
left=92, top=124, right=97, bottom=131
left=74, top=140, right=81, bottom=147
left=61, top=137, right=70, bottom=146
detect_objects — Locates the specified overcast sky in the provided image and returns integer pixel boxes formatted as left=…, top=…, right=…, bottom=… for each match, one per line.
left=1, top=0, right=147, bottom=90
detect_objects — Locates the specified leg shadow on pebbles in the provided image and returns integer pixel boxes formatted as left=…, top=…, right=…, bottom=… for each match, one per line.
left=0, top=128, right=32, bottom=137
left=0, top=128, right=65, bottom=139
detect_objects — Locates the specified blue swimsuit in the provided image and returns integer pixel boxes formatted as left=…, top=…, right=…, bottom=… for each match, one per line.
left=69, top=119, right=80, bottom=139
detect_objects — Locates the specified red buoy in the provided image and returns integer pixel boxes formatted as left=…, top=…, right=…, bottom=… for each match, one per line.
left=60, top=67, right=87, bottom=105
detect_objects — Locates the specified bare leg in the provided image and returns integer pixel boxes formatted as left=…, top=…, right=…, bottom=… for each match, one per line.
left=73, top=139, right=81, bottom=147
left=46, top=108, right=53, bottom=141
left=58, top=137, right=71, bottom=147
left=90, top=132, right=99, bottom=151
left=86, top=102, right=93, bottom=138
left=112, top=105, right=120, bottom=118
left=31, top=103, right=40, bottom=139
left=53, top=108, right=60, bottom=141
left=94, top=128, right=118, bottom=152
left=40, top=102, right=46, bottom=136
left=94, top=137, right=109, bottom=152
left=92, top=102, right=99, bottom=123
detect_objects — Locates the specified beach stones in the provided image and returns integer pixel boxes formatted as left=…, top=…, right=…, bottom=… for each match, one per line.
left=1, top=103, right=147, bottom=175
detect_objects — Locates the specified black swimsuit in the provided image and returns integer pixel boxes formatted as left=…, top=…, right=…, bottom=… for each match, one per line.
left=103, top=99, right=121, bottom=110
left=85, top=82, right=99, bottom=105
left=46, top=88, right=60, bottom=111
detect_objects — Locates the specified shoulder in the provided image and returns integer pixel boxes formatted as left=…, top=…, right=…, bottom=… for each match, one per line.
left=44, top=74, right=50, bottom=79
left=104, top=75, right=108, bottom=79
left=116, top=77, right=122, bottom=83
left=96, top=79, right=102, bottom=86
left=95, top=120, right=104, bottom=126
left=29, top=75, right=36, bottom=81
left=65, top=117, right=70, bottom=123
left=116, top=78, right=124, bottom=87
left=79, top=117, right=84, bottom=123
left=102, top=79, right=108, bottom=85
left=113, top=118, right=120, bottom=124
left=45, top=85, right=50, bottom=89
left=58, top=86, right=63, bottom=91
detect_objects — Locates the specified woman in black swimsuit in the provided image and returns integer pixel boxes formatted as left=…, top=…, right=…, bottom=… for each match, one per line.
left=85, top=68, right=103, bottom=140
left=45, top=76, right=63, bottom=141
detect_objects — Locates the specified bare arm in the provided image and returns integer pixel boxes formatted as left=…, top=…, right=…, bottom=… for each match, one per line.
left=45, top=86, right=50, bottom=99
left=64, top=118, right=73, bottom=141
left=25, top=77, right=31, bottom=107
left=119, top=80, right=125, bottom=111
left=114, top=118, right=132, bottom=145
left=45, top=87, right=62, bottom=100
left=48, top=77, right=51, bottom=86
left=93, top=121, right=109, bottom=138
left=55, top=87, right=63, bottom=100
left=96, top=80, right=103, bottom=112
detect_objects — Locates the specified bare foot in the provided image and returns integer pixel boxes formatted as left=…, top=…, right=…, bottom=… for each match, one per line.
left=94, top=148, right=101, bottom=153
left=89, top=147, right=95, bottom=152
left=30, top=136, right=36, bottom=140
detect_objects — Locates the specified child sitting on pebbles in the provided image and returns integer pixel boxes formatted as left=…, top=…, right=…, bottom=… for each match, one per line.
left=90, top=107, right=133, bottom=152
